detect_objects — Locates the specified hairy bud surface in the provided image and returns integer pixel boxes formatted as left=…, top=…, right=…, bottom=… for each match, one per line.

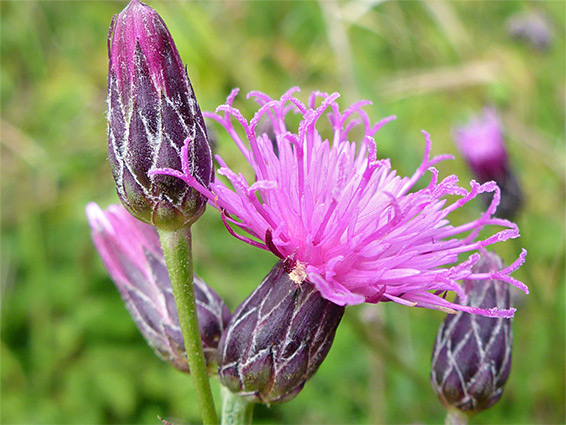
left=218, top=260, right=345, bottom=404
left=431, top=253, right=514, bottom=414
left=107, top=0, right=212, bottom=230
left=87, top=203, right=230, bottom=372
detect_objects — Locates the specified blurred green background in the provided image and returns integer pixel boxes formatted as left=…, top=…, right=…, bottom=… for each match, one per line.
left=1, top=1, right=564, bottom=424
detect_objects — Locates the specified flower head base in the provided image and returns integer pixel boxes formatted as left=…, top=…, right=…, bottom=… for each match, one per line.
left=453, top=109, right=523, bottom=219
left=152, top=88, right=528, bottom=318
left=107, top=0, right=213, bottom=230
left=431, top=252, right=514, bottom=415
left=217, top=260, right=345, bottom=404
left=86, top=203, right=231, bottom=373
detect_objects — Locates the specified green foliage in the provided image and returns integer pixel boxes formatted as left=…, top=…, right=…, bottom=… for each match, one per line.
left=1, top=1, right=564, bottom=424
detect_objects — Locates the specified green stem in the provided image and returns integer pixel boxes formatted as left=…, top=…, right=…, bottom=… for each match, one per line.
left=445, top=408, right=469, bottom=425
left=220, top=386, right=254, bottom=425
left=158, top=226, right=218, bottom=425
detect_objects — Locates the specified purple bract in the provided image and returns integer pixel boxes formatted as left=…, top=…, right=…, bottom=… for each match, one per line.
left=151, top=88, right=528, bottom=317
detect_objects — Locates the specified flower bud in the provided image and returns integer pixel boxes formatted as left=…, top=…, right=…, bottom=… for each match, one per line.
left=217, top=260, right=345, bottom=404
left=431, top=252, right=513, bottom=415
left=86, top=203, right=231, bottom=373
left=453, top=109, right=523, bottom=219
left=507, top=11, right=553, bottom=51
left=107, top=0, right=213, bottom=230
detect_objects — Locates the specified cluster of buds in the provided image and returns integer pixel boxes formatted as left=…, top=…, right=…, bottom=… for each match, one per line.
left=94, top=0, right=346, bottom=404
left=431, top=252, right=514, bottom=416
left=88, top=201, right=346, bottom=400
left=91, top=0, right=527, bottom=416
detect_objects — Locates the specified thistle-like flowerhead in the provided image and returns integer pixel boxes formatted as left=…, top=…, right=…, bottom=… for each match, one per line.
left=453, top=109, right=523, bottom=219
left=217, top=260, right=345, bottom=404
left=86, top=203, right=231, bottom=373
left=153, top=88, right=527, bottom=318
left=107, top=0, right=213, bottom=230
left=431, top=252, right=514, bottom=415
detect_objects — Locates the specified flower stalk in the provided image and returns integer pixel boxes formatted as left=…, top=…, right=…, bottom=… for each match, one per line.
left=158, top=226, right=218, bottom=425
left=445, top=409, right=470, bottom=425
left=220, top=386, right=255, bottom=425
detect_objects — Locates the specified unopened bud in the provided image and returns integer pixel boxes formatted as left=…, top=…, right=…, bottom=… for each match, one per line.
left=507, top=11, right=553, bottom=51
left=86, top=203, right=230, bottom=373
left=453, top=109, right=523, bottom=219
left=218, top=260, right=345, bottom=404
left=107, top=0, right=213, bottom=230
left=431, top=252, right=513, bottom=415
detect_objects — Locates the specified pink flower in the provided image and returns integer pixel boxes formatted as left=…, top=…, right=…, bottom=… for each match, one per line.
left=151, top=88, right=528, bottom=318
left=453, top=108, right=523, bottom=219
left=453, top=108, right=508, bottom=184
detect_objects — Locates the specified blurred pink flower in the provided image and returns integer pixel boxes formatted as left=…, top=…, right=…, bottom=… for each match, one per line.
left=453, top=109, right=508, bottom=183
left=453, top=108, right=523, bottom=219
left=507, top=11, right=553, bottom=51
left=152, top=88, right=527, bottom=318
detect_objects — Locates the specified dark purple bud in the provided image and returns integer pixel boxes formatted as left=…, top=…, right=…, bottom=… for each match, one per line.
left=431, top=252, right=513, bottom=415
left=107, top=0, right=213, bottom=230
left=217, top=260, right=345, bottom=404
left=86, top=203, right=231, bottom=373
left=453, top=109, right=523, bottom=219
